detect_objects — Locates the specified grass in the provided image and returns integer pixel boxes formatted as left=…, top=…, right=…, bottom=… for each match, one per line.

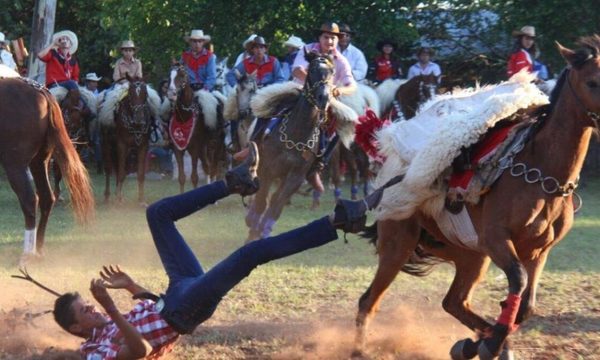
left=0, top=171, right=599, bottom=359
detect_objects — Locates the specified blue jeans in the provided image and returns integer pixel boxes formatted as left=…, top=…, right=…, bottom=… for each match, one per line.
left=48, top=80, right=79, bottom=91
left=146, top=181, right=338, bottom=334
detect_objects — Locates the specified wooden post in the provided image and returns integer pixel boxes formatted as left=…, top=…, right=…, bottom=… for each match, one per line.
left=27, top=0, right=57, bottom=83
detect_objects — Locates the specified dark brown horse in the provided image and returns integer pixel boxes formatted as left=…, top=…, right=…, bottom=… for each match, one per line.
left=0, top=77, right=94, bottom=262
left=379, top=74, right=439, bottom=122
left=166, top=64, right=227, bottom=191
left=245, top=52, right=335, bottom=241
left=101, top=75, right=156, bottom=205
left=353, top=37, right=600, bottom=360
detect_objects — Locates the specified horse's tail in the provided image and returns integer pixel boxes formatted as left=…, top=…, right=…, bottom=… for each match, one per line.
left=46, top=93, right=95, bottom=223
left=362, top=221, right=446, bottom=277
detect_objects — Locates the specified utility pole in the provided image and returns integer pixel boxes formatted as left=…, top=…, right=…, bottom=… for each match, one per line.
left=28, top=0, right=57, bottom=83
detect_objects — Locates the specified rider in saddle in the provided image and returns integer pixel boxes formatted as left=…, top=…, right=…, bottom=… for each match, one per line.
left=407, top=47, right=442, bottom=80
left=337, top=24, right=369, bottom=83
left=234, top=34, right=257, bottom=66
left=180, top=29, right=217, bottom=92
left=113, top=40, right=143, bottom=84
left=292, top=21, right=357, bottom=193
left=38, top=30, right=80, bottom=90
left=507, top=26, right=549, bottom=81
left=281, top=35, right=305, bottom=80
left=0, top=31, right=17, bottom=71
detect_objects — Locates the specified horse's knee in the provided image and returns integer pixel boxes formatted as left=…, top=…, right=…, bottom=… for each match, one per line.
left=358, top=285, right=372, bottom=314
left=442, top=294, right=467, bottom=318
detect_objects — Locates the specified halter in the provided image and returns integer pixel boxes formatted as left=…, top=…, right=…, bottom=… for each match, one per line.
left=118, top=81, right=151, bottom=146
left=566, top=69, right=600, bottom=130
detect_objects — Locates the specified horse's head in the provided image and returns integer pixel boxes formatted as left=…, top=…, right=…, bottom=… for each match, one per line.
left=235, top=69, right=258, bottom=117
left=304, top=50, right=335, bottom=111
left=557, top=35, right=600, bottom=124
left=416, top=74, right=439, bottom=103
left=125, top=75, right=149, bottom=124
left=215, top=57, right=229, bottom=89
left=168, top=63, right=189, bottom=100
left=60, top=88, right=89, bottom=139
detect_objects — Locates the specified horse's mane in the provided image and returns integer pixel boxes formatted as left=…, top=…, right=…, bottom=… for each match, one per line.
left=78, top=86, right=98, bottom=116
left=223, top=92, right=238, bottom=120
left=251, top=82, right=302, bottom=118
left=193, top=90, right=219, bottom=129
left=571, top=35, right=600, bottom=69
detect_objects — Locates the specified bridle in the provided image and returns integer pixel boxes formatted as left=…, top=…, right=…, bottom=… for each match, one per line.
left=171, top=66, right=198, bottom=117
left=566, top=68, right=600, bottom=130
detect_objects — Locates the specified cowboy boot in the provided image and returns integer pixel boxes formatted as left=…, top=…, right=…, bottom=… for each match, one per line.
left=226, top=141, right=260, bottom=196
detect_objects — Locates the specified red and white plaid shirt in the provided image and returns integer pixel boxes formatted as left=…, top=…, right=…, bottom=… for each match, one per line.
left=80, top=300, right=179, bottom=360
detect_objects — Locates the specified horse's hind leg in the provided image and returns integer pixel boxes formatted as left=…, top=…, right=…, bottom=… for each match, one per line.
left=115, top=140, right=128, bottom=202
left=174, top=150, right=186, bottom=193
left=3, top=163, right=38, bottom=259
left=191, top=152, right=200, bottom=188
left=352, top=218, right=420, bottom=357
left=136, top=142, right=148, bottom=205
left=29, top=150, right=55, bottom=255
left=52, top=159, right=63, bottom=202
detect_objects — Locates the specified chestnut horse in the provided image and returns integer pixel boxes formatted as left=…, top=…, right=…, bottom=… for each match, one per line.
left=101, top=75, right=155, bottom=204
left=0, top=76, right=94, bottom=262
left=378, top=74, right=439, bottom=122
left=353, top=37, right=600, bottom=360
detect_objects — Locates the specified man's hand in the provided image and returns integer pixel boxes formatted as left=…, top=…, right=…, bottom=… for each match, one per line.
left=332, top=87, right=341, bottom=97
left=90, top=279, right=116, bottom=313
left=100, top=265, right=134, bottom=290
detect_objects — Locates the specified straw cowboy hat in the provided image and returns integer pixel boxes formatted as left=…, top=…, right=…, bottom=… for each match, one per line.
left=85, top=72, right=102, bottom=82
left=185, top=29, right=211, bottom=42
left=243, top=34, right=258, bottom=50
left=512, top=26, right=536, bottom=38
left=52, top=30, right=78, bottom=54
left=0, top=32, right=6, bottom=44
left=119, top=40, right=137, bottom=50
left=283, top=35, right=304, bottom=49
left=376, top=39, right=397, bottom=52
left=314, top=22, right=342, bottom=37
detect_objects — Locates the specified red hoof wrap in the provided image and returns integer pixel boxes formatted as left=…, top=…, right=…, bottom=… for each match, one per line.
left=496, top=293, right=521, bottom=332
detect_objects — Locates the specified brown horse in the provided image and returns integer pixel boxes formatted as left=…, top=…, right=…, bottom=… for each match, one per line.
left=0, top=77, right=94, bottom=262
left=353, top=37, right=600, bottom=360
left=378, top=74, right=439, bottom=122
left=166, top=64, right=227, bottom=191
left=101, top=75, right=157, bottom=204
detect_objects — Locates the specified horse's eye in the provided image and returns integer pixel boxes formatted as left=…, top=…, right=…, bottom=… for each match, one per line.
left=587, top=80, right=599, bottom=89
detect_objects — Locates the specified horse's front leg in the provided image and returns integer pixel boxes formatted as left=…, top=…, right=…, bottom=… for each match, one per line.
left=258, top=171, right=304, bottom=239
left=115, top=139, right=128, bottom=203
left=137, top=141, right=148, bottom=206
left=246, top=174, right=272, bottom=242
left=174, top=150, right=185, bottom=193
left=352, top=219, right=420, bottom=358
left=101, top=130, right=112, bottom=203
left=190, top=151, right=200, bottom=188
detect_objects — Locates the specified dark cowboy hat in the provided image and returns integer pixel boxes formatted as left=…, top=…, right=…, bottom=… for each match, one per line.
left=339, top=23, right=355, bottom=35
left=314, top=22, right=342, bottom=37
left=416, top=47, right=435, bottom=56
left=249, top=36, right=269, bottom=48
left=376, top=39, right=397, bottom=52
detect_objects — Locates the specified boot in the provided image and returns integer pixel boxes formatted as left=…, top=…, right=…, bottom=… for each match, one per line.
left=226, top=142, right=260, bottom=196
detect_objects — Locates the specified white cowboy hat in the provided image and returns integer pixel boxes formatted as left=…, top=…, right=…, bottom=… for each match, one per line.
left=0, top=32, right=6, bottom=43
left=512, top=26, right=536, bottom=38
left=119, top=40, right=137, bottom=50
left=52, top=30, right=78, bottom=54
left=185, top=29, right=211, bottom=42
left=243, top=34, right=257, bottom=49
left=283, top=35, right=305, bottom=49
left=85, top=72, right=102, bottom=82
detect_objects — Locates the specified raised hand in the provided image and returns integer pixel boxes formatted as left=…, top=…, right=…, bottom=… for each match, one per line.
left=90, top=278, right=115, bottom=311
left=99, top=264, right=134, bottom=290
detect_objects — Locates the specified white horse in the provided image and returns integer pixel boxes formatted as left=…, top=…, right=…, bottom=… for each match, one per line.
left=215, top=57, right=234, bottom=97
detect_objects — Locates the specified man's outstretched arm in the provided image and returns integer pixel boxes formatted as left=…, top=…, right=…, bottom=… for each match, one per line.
left=100, top=265, right=150, bottom=297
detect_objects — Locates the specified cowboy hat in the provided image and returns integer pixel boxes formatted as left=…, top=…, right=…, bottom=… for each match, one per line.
left=0, top=32, right=6, bottom=44
left=119, top=40, right=137, bottom=50
left=376, top=39, right=397, bottom=52
left=512, top=26, right=536, bottom=38
left=85, top=72, right=102, bottom=82
left=249, top=36, right=268, bottom=48
left=339, top=23, right=355, bottom=35
left=185, top=29, right=211, bottom=42
left=314, top=22, right=342, bottom=37
left=416, top=47, right=434, bottom=56
left=243, top=34, right=258, bottom=50
left=52, top=30, right=78, bottom=54
left=283, top=35, right=304, bottom=49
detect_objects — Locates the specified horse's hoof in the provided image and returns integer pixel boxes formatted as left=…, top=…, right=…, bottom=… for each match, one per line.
left=498, top=347, right=515, bottom=360
left=477, top=341, right=497, bottom=360
left=18, top=252, right=42, bottom=268
left=450, top=338, right=478, bottom=360
left=350, top=349, right=371, bottom=360
left=310, top=201, right=320, bottom=210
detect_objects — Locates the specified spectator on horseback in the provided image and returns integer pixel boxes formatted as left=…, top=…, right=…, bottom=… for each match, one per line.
left=507, top=26, right=541, bottom=79
left=113, top=40, right=143, bottom=84
left=292, top=21, right=357, bottom=192
left=37, top=30, right=80, bottom=90
left=407, top=47, right=441, bottom=80
left=234, top=34, right=257, bottom=66
left=369, top=39, right=402, bottom=84
left=180, top=29, right=217, bottom=91
left=226, top=36, right=284, bottom=88
left=0, top=31, right=17, bottom=70
left=337, top=23, right=368, bottom=83
left=280, top=35, right=305, bottom=80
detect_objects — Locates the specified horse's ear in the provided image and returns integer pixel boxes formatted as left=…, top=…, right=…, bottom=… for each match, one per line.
left=304, top=48, right=317, bottom=63
left=249, top=70, right=258, bottom=79
left=556, top=41, right=577, bottom=66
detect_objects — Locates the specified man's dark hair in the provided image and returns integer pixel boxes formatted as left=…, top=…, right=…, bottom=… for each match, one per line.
left=53, top=292, right=80, bottom=333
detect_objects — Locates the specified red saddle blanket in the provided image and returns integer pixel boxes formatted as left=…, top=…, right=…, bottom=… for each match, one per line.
left=169, top=114, right=196, bottom=151
left=449, top=123, right=517, bottom=191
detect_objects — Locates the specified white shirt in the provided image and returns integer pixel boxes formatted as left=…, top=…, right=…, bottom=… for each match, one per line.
left=407, top=61, right=442, bottom=79
left=0, top=49, right=17, bottom=70
left=338, top=43, right=368, bottom=82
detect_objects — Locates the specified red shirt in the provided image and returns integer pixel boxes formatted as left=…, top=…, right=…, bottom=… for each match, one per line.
left=507, top=49, right=533, bottom=78
left=374, top=55, right=396, bottom=82
left=242, top=55, right=275, bottom=82
left=181, top=49, right=213, bottom=73
left=79, top=300, right=179, bottom=360
left=39, top=49, right=80, bottom=86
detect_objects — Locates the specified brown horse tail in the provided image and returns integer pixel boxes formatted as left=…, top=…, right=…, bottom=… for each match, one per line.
left=46, top=93, right=95, bottom=223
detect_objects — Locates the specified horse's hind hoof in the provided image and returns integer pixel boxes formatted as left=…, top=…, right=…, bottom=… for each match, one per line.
left=450, top=338, right=478, bottom=360
left=477, top=341, right=497, bottom=360
left=350, top=349, right=371, bottom=360
left=498, top=347, right=515, bottom=360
